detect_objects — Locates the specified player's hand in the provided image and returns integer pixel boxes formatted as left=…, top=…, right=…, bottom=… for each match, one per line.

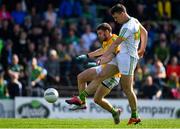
left=76, top=54, right=88, bottom=60
left=138, top=49, right=145, bottom=58
left=87, top=62, right=97, bottom=67
left=96, top=56, right=109, bottom=65
left=97, top=54, right=113, bottom=65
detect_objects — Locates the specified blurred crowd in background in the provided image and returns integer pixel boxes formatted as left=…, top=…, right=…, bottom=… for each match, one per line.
left=0, top=0, right=179, bottom=99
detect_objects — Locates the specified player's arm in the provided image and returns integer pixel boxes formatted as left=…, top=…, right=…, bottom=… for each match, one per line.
left=138, top=24, right=148, bottom=58
left=87, top=48, right=104, bottom=58
left=101, top=36, right=124, bottom=58
left=100, top=28, right=128, bottom=58
left=97, top=53, right=115, bottom=64
left=97, top=37, right=124, bottom=65
left=76, top=48, right=104, bottom=60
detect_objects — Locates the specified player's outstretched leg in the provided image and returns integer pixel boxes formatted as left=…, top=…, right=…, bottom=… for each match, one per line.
left=66, top=78, right=100, bottom=110
left=65, top=68, right=97, bottom=107
left=65, top=91, right=88, bottom=110
left=94, top=78, right=122, bottom=124
left=65, top=90, right=88, bottom=107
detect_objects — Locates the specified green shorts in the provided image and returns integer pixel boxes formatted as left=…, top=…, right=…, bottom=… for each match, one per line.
left=102, top=77, right=120, bottom=89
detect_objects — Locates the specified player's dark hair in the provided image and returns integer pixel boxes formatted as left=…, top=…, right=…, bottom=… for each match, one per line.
left=110, top=4, right=126, bottom=14
left=96, top=23, right=112, bottom=33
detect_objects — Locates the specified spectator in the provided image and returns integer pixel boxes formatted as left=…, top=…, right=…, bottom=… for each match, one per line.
left=145, top=22, right=156, bottom=59
left=0, top=71, right=9, bottom=98
left=45, top=49, right=60, bottom=86
left=152, top=59, right=166, bottom=79
left=144, top=58, right=154, bottom=77
left=142, top=65, right=151, bottom=78
left=0, top=4, right=12, bottom=21
left=11, top=24, right=21, bottom=50
left=7, top=72, right=22, bottom=99
left=136, top=3, right=147, bottom=22
left=25, top=41, right=36, bottom=62
left=82, top=2, right=95, bottom=24
left=44, top=4, right=57, bottom=26
left=65, top=29, right=79, bottom=45
left=42, top=20, right=54, bottom=37
left=0, top=20, right=12, bottom=40
left=59, top=0, right=82, bottom=18
left=0, top=39, right=14, bottom=70
left=81, top=24, right=97, bottom=51
left=78, top=18, right=89, bottom=35
left=166, top=56, right=180, bottom=78
left=29, top=6, right=42, bottom=26
left=8, top=54, right=23, bottom=76
left=141, top=76, right=162, bottom=99
left=171, top=88, right=180, bottom=99
left=167, top=72, right=179, bottom=89
left=167, top=72, right=180, bottom=99
left=56, top=44, right=72, bottom=85
left=144, top=1, right=156, bottom=20
left=152, top=59, right=166, bottom=88
left=23, top=16, right=32, bottom=31
left=11, top=2, right=27, bottom=25
left=7, top=54, right=26, bottom=92
left=161, top=22, right=173, bottom=41
left=170, top=32, right=180, bottom=58
left=67, top=44, right=77, bottom=58
left=51, top=27, right=62, bottom=47
left=26, top=0, right=47, bottom=14
left=83, top=1, right=97, bottom=26
left=16, top=31, right=28, bottom=58
left=154, top=33, right=170, bottom=64
left=29, top=57, right=47, bottom=96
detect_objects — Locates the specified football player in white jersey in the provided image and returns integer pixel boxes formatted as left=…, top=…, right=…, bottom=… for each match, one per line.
left=82, top=3, right=147, bottom=125
left=98, top=3, right=148, bottom=125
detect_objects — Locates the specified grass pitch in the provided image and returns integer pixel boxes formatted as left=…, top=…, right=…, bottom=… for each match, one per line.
left=0, top=119, right=179, bottom=128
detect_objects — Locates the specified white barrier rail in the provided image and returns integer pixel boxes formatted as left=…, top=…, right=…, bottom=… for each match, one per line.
left=0, top=99, right=14, bottom=118
left=14, top=97, right=180, bottom=119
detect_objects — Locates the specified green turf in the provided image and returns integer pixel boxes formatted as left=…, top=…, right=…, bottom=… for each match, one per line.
left=0, top=119, right=179, bottom=128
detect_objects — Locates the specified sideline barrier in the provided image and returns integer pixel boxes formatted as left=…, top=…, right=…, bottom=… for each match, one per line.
left=14, top=97, right=180, bottom=119
left=0, top=99, right=14, bottom=118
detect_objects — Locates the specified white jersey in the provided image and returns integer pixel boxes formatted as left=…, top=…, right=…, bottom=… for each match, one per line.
left=118, top=17, right=141, bottom=59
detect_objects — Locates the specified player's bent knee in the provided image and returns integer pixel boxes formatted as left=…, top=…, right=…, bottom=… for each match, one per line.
left=94, top=97, right=101, bottom=104
left=77, top=73, right=85, bottom=81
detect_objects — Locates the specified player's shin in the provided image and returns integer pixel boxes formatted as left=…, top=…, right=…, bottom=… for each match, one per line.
left=77, top=74, right=87, bottom=93
left=131, top=109, right=139, bottom=118
left=121, top=75, right=139, bottom=118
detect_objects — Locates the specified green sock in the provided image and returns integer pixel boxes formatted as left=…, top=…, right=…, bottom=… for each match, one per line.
left=131, top=109, right=139, bottom=118
left=110, top=107, right=117, bottom=115
left=79, top=90, right=88, bottom=103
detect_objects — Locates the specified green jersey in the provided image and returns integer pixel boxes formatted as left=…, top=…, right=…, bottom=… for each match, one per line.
left=31, top=66, right=43, bottom=81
